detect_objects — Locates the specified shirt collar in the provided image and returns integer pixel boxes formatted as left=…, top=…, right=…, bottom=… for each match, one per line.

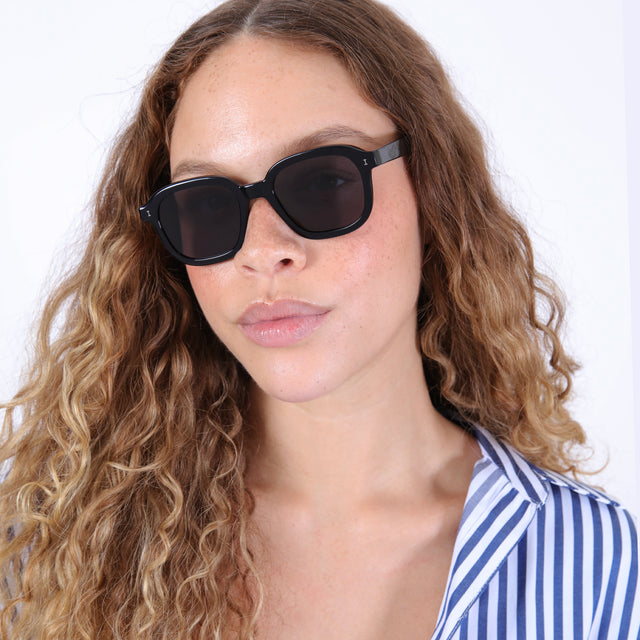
left=472, top=425, right=549, bottom=507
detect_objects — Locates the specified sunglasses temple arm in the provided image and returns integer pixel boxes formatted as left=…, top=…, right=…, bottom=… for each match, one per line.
left=372, top=136, right=409, bottom=166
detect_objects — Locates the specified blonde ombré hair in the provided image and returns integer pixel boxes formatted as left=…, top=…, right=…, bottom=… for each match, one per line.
left=1, top=0, right=586, bottom=637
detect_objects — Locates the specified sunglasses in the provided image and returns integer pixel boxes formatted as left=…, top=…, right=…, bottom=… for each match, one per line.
left=139, top=137, right=409, bottom=266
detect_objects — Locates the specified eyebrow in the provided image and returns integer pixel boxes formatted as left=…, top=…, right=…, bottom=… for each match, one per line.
left=170, top=125, right=383, bottom=182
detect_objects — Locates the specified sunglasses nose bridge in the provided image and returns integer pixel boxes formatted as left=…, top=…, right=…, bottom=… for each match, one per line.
left=240, top=178, right=286, bottom=229
left=241, top=179, right=272, bottom=205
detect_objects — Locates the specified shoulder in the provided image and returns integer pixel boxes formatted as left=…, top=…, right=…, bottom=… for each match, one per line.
left=535, top=465, right=638, bottom=580
left=472, top=425, right=638, bottom=578
left=535, top=464, right=638, bottom=564
left=523, top=451, right=637, bottom=552
left=473, top=424, right=634, bottom=523
left=473, top=425, right=639, bottom=635
left=533, top=465, right=640, bottom=636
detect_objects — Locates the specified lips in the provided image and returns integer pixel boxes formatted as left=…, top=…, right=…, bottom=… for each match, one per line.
left=238, top=299, right=330, bottom=347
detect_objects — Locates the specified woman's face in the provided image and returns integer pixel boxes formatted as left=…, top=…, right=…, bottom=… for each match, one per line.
left=171, top=36, right=422, bottom=404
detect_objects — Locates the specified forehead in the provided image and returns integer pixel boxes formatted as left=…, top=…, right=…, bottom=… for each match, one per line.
left=169, top=35, right=396, bottom=176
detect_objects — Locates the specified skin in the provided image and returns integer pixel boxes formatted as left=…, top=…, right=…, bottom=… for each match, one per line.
left=171, top=35, right=480, bottom=639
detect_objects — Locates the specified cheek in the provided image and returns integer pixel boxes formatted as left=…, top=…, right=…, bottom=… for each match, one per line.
left=365, top=171, right=422, bottom=285
left=327, top=211, right=421, bottom=343
left=186, top=265, right=210, bottom=305
left=185, top=264, right=232, bottom=328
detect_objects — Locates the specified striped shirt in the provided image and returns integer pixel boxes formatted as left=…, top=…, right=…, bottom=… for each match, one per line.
left=432, top=427, right=640, bottom=639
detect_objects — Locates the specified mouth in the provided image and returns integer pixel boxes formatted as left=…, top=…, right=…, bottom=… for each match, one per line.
left=238, top=299, right=330, bottom=348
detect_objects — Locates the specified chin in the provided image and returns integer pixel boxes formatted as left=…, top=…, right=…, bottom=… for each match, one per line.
left=252, top=378, right=332, bottom=405
left=246, top=362, right=342, bottom=406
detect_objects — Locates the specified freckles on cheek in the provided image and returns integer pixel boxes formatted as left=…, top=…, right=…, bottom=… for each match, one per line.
left=337, top=238, right=377, bottom=285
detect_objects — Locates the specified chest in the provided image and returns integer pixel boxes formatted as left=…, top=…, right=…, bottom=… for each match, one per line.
left=251, top=519, right=458, bottom=640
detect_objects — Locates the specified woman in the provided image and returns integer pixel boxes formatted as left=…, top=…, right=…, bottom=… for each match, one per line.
left=0, top=0, right=637, bottom=638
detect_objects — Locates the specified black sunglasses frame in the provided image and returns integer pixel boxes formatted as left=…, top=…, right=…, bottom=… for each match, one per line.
left=139, top=136, right=409, bottom=266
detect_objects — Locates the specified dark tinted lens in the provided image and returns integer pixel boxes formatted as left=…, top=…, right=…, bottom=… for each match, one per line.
left=158, top=182, right=242, bottom=260
left=274, top=155, right=364, bottom=232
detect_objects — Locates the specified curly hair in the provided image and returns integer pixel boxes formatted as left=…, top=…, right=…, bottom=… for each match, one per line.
left=0, top=0, right=587, bottom=637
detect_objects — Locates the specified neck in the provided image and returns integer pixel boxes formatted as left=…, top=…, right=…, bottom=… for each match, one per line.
left=244, top=350, right=476, bottom=520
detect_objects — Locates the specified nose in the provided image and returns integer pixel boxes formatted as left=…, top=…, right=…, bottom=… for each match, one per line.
left=233, top=198, right=307, bottom=275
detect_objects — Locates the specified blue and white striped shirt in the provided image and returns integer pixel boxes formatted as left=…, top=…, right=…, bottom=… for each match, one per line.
left=432, top=427, right=640, bottom=639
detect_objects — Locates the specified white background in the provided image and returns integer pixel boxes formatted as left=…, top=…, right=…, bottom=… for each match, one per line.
left=1, top=1, right=638, bottom=515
